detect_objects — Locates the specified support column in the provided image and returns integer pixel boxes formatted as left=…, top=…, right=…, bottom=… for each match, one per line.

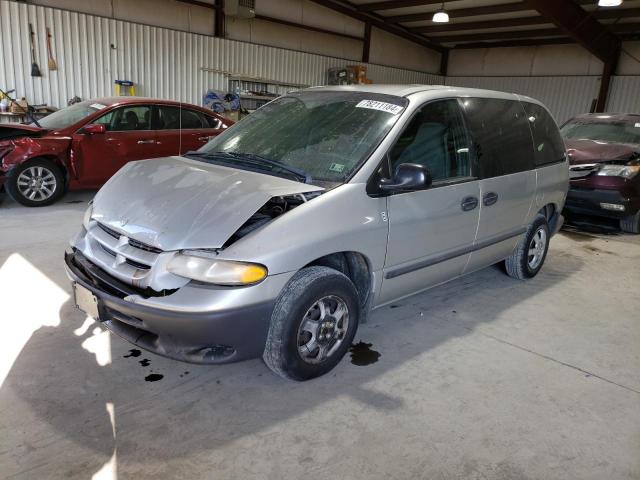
left=362, top=22, right=371, bottom=63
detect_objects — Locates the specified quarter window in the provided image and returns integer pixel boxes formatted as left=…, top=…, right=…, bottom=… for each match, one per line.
left=388, top=99, right=472, bottom=182
left=523, top=103, right=566, bottom=166
left=460, top=98, right=534, bottom=177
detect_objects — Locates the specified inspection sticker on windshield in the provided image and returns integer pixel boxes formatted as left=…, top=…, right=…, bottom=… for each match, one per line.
left=329, top=163, right=345, bottom=173
left=90, top=103, right=108, bottom=110
left=635, top=123, right=640, bottom=128
left=356, top=100, right=403, bottom=115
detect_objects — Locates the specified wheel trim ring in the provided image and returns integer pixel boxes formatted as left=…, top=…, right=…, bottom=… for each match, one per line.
left=296, top=295, right=349, bottom=365
left=527, top=227, right=547, bottom=270
left=17, top=166, right=57, bottom=201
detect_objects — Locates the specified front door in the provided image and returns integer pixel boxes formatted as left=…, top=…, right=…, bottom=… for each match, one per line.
left=379, top=99, right=481, bottom=304
left=71, top=104, right=157, bottom=186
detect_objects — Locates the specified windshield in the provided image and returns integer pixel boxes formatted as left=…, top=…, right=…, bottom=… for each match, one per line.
left=197, top=91, right=408, bottom=184
left=561, top=120, right=640, bottom=145
left=36, top=101, right=107, bottom=129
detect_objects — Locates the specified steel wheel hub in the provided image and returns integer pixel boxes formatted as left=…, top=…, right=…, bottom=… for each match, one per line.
left=297, top=295, right=349, bottom=365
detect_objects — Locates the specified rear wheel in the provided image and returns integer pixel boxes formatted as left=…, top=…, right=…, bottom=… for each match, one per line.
left=620, top=210, right=640, bottom=234
left=505, top=214, right=550, bottom=280
left=6, top=159, right=65, bottom=207
left=263, top=266, right=360, bottom=381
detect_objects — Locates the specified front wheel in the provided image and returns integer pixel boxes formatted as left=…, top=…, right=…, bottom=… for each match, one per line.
left=263, top=266, right=360, bottom=381
left=6, top=159, right=65, bottom=207
left=505, top=214, right=550, bottom=280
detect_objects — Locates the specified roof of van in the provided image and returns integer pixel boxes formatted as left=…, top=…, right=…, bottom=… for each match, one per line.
left=307, top=84, right=524, bottom=99
left=304, top=84, right=543, bottom=105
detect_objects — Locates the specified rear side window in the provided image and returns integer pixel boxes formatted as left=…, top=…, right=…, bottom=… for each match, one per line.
left=460, top=98, right=534, bottom=178
left=523, top=103, right=566, bottom=166
left=181, top=109, right=207, bottom=129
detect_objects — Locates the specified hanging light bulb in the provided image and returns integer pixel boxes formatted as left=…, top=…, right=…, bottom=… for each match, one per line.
left=598, top=0, right=623, bottom=6
left=432, top=2, right=450, bottom=23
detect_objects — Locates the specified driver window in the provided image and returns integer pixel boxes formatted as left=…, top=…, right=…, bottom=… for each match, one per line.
left=96, top=106, right=151, bottom=131
left=389, top=99, right=471, bottom=182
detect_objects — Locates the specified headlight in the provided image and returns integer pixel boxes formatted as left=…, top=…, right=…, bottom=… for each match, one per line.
left=167, top=250, right=267, bottom=286
left=83, top=202, right=94, bottom=229
left=596, top=165, right=640, bottom=179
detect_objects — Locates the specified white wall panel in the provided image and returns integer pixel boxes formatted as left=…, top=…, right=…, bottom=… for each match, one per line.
left=606, top=76, right=640, bottom=114
left=0, top=0, right=442, bottom=113
left=449, top=44, right=603, bottom=77
left=445, top=75, right=601, bottom=123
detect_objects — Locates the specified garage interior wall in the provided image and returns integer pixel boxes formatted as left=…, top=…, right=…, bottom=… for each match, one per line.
left=1, top=0, right=639, bottom=125
left=447, top=44, right=640, bottom=122
left=0, top=0, right=442, bottom=114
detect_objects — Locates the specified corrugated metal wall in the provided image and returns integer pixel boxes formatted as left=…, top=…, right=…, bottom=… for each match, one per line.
left=606, top=76, right=640, bottom=114
left=445, top=76, right=601, bottom=124
left=2, top=0, right=638, bottom=126
left=0, top=0, right=441, bottom=115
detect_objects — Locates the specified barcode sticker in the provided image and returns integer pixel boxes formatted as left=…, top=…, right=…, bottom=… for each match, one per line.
left=635, top=123, right=640, bottom=128
left=90, top=103, right=107, bottom=110
left=356, top=100, right=403, bottom=115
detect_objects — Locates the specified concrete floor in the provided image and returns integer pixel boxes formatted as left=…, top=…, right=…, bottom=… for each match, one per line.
left=1, top=190, right=639, bottom=480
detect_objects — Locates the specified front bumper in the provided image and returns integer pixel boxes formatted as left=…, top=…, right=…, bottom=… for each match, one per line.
left=65, top=250, right=278, bottom=364
left=564, top=187, right=640, bottom=219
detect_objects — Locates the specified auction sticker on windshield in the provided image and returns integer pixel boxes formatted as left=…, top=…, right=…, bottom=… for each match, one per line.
left=356, top=100, right=403, bottom=115
left=90, top=103, right=108, bottom=110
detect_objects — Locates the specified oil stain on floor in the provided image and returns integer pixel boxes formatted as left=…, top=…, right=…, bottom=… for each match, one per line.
left=123, top=349, right=141, bottom=358
left=139, top=359, right=150, bottom=366
left=349, top=342, right=381, bottom=366
left=144, top=373, right=163, bottom=382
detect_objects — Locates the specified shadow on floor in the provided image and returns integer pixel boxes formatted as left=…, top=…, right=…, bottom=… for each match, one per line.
left=0, top=241, right=583, bottom=475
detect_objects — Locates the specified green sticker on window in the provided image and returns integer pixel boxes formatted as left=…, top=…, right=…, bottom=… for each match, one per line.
left=329, top=163, right=345, bottom=173
left=537, top=143, right=545, bottom=152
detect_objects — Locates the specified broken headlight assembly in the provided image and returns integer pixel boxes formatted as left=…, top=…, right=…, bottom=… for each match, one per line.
left=83, top=202, right=94, bottom=229
left=596, top=165, right=640, bottom=179
left=167, top=250, right=267, bottom=286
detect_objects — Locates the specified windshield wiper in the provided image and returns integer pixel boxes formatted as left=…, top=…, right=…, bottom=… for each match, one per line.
left=185, top=151, right=312, bottom=183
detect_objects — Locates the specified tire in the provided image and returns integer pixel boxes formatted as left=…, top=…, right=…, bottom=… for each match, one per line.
left=263, top=266, right=360, bottom=381
left=505, top=214, right=550, bottom=280
left=6, top=158, right=65, bottom=207
left=620, top=210, right=640, bottom=234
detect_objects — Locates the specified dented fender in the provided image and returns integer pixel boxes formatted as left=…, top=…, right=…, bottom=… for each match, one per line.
left=0, top=135, right=72, bottom=176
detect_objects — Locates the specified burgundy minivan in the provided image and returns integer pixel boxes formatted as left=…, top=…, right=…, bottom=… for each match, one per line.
left=0, top=97, right=231, bottom=206
left=562, top=113, right=640, bottom=233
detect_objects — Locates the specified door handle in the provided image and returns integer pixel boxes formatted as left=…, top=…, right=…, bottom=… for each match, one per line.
left=461, top=196, right=479, bottom=211
left=198, top=136, right=211, bottom=141
left=483, top=192, right=499, bottom=206
left=137, top=139, right=156, bottom=144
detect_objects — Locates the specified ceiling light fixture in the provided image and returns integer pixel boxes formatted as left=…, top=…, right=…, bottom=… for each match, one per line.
left=598, top=0, right=623, bottom=6
left=432, top=2, right=450, bottom=23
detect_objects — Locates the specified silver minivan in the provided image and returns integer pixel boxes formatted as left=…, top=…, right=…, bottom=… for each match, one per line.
left=65, top=85, right=569, bottom=380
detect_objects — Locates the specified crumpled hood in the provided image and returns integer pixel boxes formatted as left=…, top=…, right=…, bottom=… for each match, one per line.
left=92, top=156, right=324, bottom=251
left=565, top=139, right=640, bottom=165
left=0, top=124, right=49, bottom=142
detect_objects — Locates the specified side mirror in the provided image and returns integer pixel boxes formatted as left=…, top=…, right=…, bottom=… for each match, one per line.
left=378, top=163, right=432, bottom=193
left=83, top=124, right=106, bottom=135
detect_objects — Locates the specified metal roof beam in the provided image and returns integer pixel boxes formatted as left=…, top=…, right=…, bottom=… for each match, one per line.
left=523, top=0, right=620, bottom=64
left=308, top=0, right=445, bottom=52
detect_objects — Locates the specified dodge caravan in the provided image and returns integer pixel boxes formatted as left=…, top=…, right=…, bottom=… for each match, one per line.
left=65, top=86, right=569, bottom=381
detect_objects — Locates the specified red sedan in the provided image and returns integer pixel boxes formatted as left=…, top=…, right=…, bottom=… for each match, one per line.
left=0, top=97, right=232, bottom=206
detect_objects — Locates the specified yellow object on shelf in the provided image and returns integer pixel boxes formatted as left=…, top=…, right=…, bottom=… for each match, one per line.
left=114, top=80, right=135, bottom=96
